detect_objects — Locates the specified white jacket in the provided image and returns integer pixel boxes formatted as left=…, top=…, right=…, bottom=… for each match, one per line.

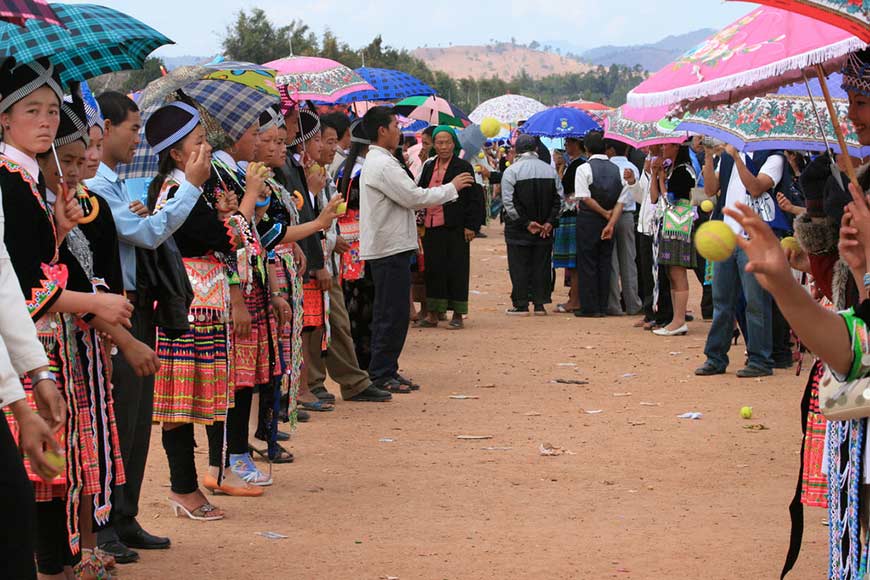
left=0, top=184, right=50, bottom=408
left=359, top=146, right=458, bottom=261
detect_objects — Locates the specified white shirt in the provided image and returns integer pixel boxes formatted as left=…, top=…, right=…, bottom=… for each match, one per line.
left=608, top=155, right=640, bottom=211
left=359, top=145, right=457, bottom=261
left=719, top=153, right=784, bottom=236
left=574, top=154, right=641, bottom=206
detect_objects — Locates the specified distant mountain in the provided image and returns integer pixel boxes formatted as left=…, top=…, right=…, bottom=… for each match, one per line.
left=581, top=29, right=715, bottom=72
left=411, top=43, right=592, bottom=80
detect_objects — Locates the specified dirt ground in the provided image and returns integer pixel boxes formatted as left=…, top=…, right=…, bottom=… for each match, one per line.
left=125, top=224, right=826, bottom=580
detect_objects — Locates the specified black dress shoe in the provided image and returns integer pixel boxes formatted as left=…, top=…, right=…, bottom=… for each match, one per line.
left=346, top=385, right=393, bottom=402
left=574, top=311, right=603, bottom=318
left=694, top=364, right=726, bottom=376
left=736, top=366, right=773, bottom=378
left=117, top=525, right=171, bottom=550
left=98, top=540, right=139, bottom=564
left=773, top=359, right=794, bottom=370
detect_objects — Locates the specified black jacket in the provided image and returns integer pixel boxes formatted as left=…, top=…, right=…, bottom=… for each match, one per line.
left=418, top=156, right=484, bottom=231
left=501, top=153, right=562, bottom=245
left=276, top=153, right=324, bottom=275
left=136, top=238, right=193, bottom=339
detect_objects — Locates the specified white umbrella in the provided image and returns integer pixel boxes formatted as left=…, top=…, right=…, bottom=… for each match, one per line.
left=469, top=94, right=547, bottom=125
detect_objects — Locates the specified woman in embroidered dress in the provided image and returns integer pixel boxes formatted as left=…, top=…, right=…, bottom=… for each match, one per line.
left=0, top=58, right=134, bottom=580
left=254, top=106, right=339, bottom=462
left=650, top=144, right=696, bottom=337
left=207, top=116, right=280, bottom=488
left=145, top=103, right=267, bottom=517
left=738, top=48, right=870, bottom=580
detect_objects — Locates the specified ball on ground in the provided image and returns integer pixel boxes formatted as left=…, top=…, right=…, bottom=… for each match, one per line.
left=695, top=221, right=737, bottom=262
left=700, top=199, right=714, bottom=213
left=480, top=117, right=501, bottom=138
left=740, top=406, right=753, bottom=419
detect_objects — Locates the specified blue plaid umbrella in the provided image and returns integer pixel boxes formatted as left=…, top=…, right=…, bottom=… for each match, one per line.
left=116, top=101, right=160, bottom=182
left=518, top=107, right=601, bottom=139
left=336, top=67, right=436, bottom=104
left=0, top=3, right=172, bottom=85
left=180, top=79, right=278, bottom=142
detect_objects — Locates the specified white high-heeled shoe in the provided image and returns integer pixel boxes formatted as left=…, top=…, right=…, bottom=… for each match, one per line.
left=653, top=324, right=688, bottom=336
left=168, top=498, right=225, bottom=521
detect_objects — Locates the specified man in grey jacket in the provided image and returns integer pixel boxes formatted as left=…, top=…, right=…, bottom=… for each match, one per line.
left=359, top=106, right=473, bottom=393
left=501, top=134, right=563, bottom=315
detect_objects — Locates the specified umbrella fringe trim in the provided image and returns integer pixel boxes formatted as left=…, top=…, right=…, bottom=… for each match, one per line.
left=626, top=37, right=866, bottom=109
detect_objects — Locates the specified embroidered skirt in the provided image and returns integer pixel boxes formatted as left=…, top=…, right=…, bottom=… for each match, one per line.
left=303, top=280, right=326, bottom=329
left=658, top=237, right=697, bottom=269
left=553, top=214, right=577, bottom=270
left=153, top=257, right=234, bottom=424
left=801, top=360, right=828, bottom=508
left=234, top=276, right=278, bottom=389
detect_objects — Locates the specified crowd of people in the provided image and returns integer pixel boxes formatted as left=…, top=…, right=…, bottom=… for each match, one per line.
left=0, top=19, right=867, bottom=577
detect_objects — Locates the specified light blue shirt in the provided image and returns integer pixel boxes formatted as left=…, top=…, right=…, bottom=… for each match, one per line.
left=85, top=162, right=202, bottom=291
left=608, top=156, right=639, bottom=212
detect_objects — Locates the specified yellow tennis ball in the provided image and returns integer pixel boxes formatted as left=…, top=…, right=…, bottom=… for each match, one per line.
left=498, top=146, right=505, bottom=153
left=740, top=406, right=753, bottom=420
left=695, top=220, right=737, bottom=262
left=44, top=450, right=65, bottom=472
left=336, top=202, right=347, bottom=215
left=477, top=151, right=485, bottom=159
left=505, top=161, right=511, bottom=167
left=480, top=117, right=501, bottom=138
left=700, top=199, right=714, bottom=213
left=780, top=236, right=800, bottom=253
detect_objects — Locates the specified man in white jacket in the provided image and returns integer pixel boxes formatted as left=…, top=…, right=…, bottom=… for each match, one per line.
left=359, top=106, right=473, bottom=393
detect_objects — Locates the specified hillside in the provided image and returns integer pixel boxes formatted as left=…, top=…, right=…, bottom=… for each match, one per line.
left=412, top=43, right=592, bottom=80
left=581, top=29, right=715, bottom=72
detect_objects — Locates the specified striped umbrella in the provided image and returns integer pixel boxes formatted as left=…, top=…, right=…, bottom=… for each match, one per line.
left=0, top=3, right=173, bottom=85
left=0, top=0, right=60, bottom=26
left=336, top=67, right=436, bottom=103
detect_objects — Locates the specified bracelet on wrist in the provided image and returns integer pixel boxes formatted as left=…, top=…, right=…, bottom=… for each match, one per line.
left=29, top=370, right=56, bottom=384
left=863, top=273, right=870, bottom=288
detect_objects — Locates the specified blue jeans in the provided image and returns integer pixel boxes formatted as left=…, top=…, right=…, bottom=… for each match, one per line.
left=703, top=246, right=773, bottom=371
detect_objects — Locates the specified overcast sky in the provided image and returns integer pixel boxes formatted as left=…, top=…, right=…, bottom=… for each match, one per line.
left=67, top=0, right=753, bottom=57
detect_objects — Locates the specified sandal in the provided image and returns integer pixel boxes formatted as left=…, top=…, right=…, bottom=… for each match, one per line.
left=249, top=443, right=295, bottom=464
left=299, top=400, right=335, bottom=412
left=75, top=549, right=112, bottom=580
left=168, top=498, right=225, bottom=521
left=447, top=319, right=464, bottom=330
left=380, top=379, right=411, bottom=394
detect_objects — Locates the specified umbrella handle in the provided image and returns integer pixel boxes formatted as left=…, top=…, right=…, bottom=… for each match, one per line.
left=815, top=64, right=858, bottom=188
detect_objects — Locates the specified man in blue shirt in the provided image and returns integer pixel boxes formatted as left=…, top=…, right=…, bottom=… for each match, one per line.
left=86, top=92, right=210, bottom=562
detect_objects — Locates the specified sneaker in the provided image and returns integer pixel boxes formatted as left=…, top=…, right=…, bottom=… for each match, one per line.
left=694, top=363, right=725, bottom=376
left=533, top=305, right=547, bottom=316
left=230, top=453, right=273, bottom=486
left=506, top=306, right=530, bottom=316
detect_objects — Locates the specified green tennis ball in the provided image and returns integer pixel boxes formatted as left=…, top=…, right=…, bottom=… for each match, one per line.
left=695, top=221, right=737, bottom=262
left=740, top=406, right=753, bottom=420
left=780, top=236, right=800, bottom=253
left=336, top=202, right=347, bottom=215
left=700, top=199, right=714, bottom=213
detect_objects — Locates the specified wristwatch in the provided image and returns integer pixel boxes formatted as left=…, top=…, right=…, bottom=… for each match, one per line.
left=29, top=369, right=56, bottom=384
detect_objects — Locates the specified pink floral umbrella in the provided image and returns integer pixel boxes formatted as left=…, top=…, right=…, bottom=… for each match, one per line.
left=604, top=105, right=688, bottom=149
left=264, top=56, right=375, bottom=109
left=626, top=6, right=865, bottom=112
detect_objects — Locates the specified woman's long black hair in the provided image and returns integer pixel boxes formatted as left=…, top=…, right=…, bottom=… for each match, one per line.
left=338, top=141, right=368, bottom=208
left=146, top=149, right=177, bottom=212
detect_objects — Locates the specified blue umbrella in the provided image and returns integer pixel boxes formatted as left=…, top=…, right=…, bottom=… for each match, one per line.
left=519, top=107, right=602, bottom=139
left=401, top=119, right=428, bottom=134
left=337, top=67, right=436, bottom=103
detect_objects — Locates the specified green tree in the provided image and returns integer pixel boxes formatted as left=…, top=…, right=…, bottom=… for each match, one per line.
left=221, top=9, right=317, bottom=63
left=123, top=56, right=165, bottom=92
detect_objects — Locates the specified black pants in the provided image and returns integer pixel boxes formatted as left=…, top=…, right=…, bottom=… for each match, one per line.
left=0, top=419, right=38, bottom=579
left=162, top=423, right=225, bottom=495
left=576, top=213, right=614, bottom=315
left=368, top=250, right=413, bottom=384
left=98, top=305, right=154, bottom=543
left=35, top=499, right=77, bottom=575
left=506, top=242, right=552, bottom=308
left=422, top=226, right=470, bottom=313
left=638, top=233, right=656, bottom=320
left=226, top=387, right=253, bottom=455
